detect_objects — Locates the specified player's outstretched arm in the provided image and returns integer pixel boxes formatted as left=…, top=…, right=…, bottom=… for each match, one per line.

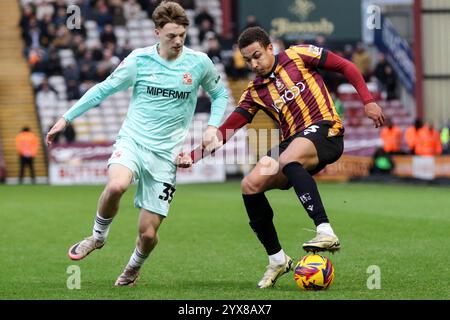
left=322, top=50, right=385, bottom=128
left=54, top=54, right=137, bottom=135
left=190, top=110, right=249, bottom=163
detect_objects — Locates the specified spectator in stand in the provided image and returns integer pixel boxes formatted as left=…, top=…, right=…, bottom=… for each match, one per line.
left=41, top=48, right=61, bottom=75
left=36, top=0, right=54, bottom=21
left=194, top=6, right=215, bottom=30
left=36, top=80, right=58, bottom=108
left=19, top=4, right=35, bottom=34
left=100, top=23, right=118, bottom=45
left=384, top=65, right=397, bottom=100
left=24, top=19, right=44, bottom=49
left=92, top=0, right=113, bottom=30
left=74, top=38, right=88, bottom=60
left=79, top=50, right=98, bottom=92
left=380, top=117, right=403, bottom=154
left=16, top=127, right=40, bottom=184
left=374, top=53, right=389, bottom=90
left=123, top=0, right=142, bottom=21
left=39, top=14, right=56, bottom=47
left=67, top=79, right=81, bottom=100
left=53, top=7, right=68, bottom=26
left=111, top=4, right=127, bottom=26
left=343, top=44, right=353, bottom=61
left=95, top=48, right=120, bottom=81
left=206, top=34, right=222, bottom=64
left=28, top=47, right=47, bottom=73
left=198, top=19, right=216, bottom=44
left=90, top=42, right=105, bottom=61
left=53, top=25, right=72, bottom=49
left=441, top=120, right=450, bottom=154
left=352, top=42, right=372, bottom=81
left=405, top=118, right=423, bottom=155
left=415, top=122, right=442, bottom=156
left=63, top=63, right=80, bottom=84
left=64, top=123, right=77, bottom=144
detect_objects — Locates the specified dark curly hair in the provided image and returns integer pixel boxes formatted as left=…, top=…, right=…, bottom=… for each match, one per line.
left=238, top=27, right=271, bottom=49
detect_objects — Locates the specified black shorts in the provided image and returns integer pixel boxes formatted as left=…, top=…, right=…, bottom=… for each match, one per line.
left=267, top=122, right=344, bottom=176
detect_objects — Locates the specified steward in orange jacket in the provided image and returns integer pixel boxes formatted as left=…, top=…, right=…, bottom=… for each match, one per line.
left=405, top=119, right=423, bottom=154
left=415, top=124, right=442, bottom=156
left=15, top=127, right=39, bottom=183
left=380, top=118, right=402, bottom=153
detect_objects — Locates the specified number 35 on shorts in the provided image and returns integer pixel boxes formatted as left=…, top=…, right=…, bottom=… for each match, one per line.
left=158, top=183, right=176, bottom=203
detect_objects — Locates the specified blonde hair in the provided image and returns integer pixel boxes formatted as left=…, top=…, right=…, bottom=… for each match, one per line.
left=152, top=1, right=189, bottom=29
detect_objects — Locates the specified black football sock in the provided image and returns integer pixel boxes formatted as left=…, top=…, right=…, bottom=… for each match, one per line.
left=242, top=193, right=282, bottom=255
left=282, top=162, right=329, bottom=226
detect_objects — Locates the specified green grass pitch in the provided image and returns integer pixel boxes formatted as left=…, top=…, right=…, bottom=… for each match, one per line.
left=0, top=181, right=449, bottom=300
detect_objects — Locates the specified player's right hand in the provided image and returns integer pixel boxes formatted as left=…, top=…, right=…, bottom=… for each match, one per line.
left=46, top=117, right=67, bottom=146
left=175, top=152, right=193, bottom=168
left=202, top=125, right=223, bottom=153
left=364, top=102, right=385, bottom=128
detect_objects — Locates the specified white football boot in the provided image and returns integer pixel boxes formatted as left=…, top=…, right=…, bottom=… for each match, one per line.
left=257, top=255, right=293, bottom=288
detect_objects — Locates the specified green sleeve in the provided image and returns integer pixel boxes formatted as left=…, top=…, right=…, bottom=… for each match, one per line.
left=63, top=54, right=137, bottom=122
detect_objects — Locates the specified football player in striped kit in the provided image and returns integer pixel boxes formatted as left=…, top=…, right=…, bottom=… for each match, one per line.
left=187, top=27, right=384, bottom=288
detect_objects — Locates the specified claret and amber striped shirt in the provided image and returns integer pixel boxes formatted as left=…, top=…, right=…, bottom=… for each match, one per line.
left=235, top=44, right=344, bottom=141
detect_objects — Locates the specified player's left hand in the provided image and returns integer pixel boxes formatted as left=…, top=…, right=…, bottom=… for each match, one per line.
left=175, top=152, right=193, bottom=168
left=364, top=102, right=385, bottom=128
left=202, top=125, right=223, bottom=153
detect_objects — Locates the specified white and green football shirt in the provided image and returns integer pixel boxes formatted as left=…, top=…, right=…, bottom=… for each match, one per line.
left=63, top=44, right=228, bottom=161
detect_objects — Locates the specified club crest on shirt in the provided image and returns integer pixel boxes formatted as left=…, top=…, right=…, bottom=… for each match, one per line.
left=275, top=78, right=285, bottom=91
left=183, top=73, right=192, bottom=85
